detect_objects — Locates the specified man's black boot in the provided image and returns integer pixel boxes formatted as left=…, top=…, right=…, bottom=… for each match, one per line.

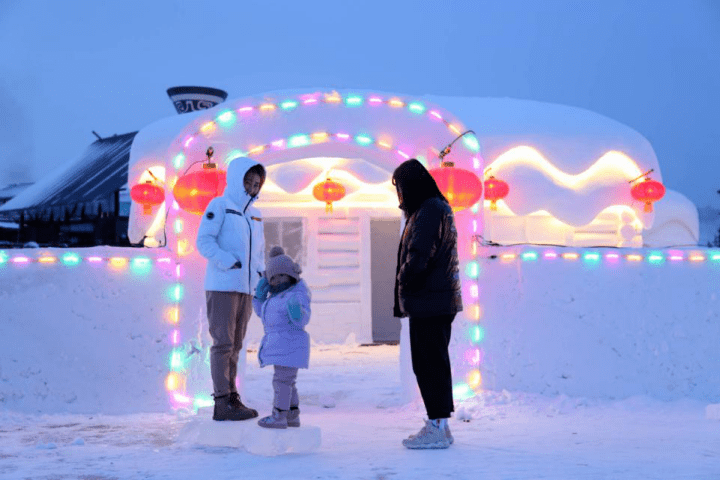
left=229, top=392, right=258, bottom=418
left=213, top=394, right=257, bottom=421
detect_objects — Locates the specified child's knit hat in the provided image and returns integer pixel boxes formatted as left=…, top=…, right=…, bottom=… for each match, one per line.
left=265, top=246, right=301, bottom=282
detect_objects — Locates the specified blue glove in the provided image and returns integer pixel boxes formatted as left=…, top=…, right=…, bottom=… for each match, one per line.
left=255, top=277, right=270, bottom=300
left=287, top=296, right=303, bottom=322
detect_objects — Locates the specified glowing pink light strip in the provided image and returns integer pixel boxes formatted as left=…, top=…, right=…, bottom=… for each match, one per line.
left=303, top=98, right=318, bottom=105
left=157, top=257, right=172, bottom=264
left=605, top=253, right=620, bottom=260
left=368, top=97, right=383, bottom=104
left=87, top=256, right=103, bottom=263
left=237, top=106, right=253, bottom=113
left=429, top=110, right=443, bottom=120
left=183, top=136, right=194, bottom=148
left=543, top=252, right=558, bottom=259
left=172, top=330, right=180, bottom=345
left=271, top=139, right=285, bottom=149
left=335, top=133, right=350, bottom=141
left=669, top=255, right=684, bottom=261
left=12, top=256, right=29, bottom=263
left=464, top=348, right=481, bottom=365
left=173, top=393, right=192, bottom=404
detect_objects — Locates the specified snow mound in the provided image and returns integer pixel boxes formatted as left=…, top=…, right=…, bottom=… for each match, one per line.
left=178, top=415, right=321, bottom=456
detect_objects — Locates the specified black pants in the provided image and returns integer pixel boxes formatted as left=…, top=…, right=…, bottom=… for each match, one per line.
left=409, top=314, right=455, bottom=419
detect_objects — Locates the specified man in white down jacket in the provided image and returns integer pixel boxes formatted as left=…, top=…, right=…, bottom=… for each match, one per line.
left=196, top=156, right=266, bottom=421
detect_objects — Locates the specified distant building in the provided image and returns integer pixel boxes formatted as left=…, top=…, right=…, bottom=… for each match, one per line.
left=0, top=132, right=137, bottom=247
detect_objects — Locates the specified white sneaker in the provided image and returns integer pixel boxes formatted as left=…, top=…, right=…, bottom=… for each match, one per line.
left=408, top=419, right=454, bottom=445
left=402, top=419, right=450, bottom=449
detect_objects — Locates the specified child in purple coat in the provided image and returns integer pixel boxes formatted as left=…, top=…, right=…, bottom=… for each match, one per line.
left=253, top=246, right=311, bottom=429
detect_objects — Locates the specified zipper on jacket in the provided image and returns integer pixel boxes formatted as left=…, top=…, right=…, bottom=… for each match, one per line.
left=244, top=197, right=255, bottom=289
left=245, top=216, right=252, bottom=287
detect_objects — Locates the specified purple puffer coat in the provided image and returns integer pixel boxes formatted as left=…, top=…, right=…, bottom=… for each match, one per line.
left=253, top=279, right=311, bottom=369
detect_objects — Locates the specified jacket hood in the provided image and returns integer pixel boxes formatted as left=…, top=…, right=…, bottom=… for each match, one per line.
left=224, top=156, right=263, bottom=208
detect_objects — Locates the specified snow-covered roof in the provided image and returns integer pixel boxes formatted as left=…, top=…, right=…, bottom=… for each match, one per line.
left=0, top=182, right=34, bottom=201
left=0, top=132, right=137, bottom=220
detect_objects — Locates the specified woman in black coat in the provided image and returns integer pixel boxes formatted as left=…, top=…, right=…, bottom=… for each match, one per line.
left=392, top=159, right=463, bottom=449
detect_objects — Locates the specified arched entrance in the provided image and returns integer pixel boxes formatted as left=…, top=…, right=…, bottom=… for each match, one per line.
left=127, top=89, right=485, bottom=410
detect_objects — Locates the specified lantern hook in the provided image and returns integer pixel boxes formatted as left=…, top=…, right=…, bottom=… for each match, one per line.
left=628, top=169, right=654, bottom=184
left=438, top=130, right=476, bottom=160
left=146, top=168, right=161, bottom=184
left=204, top=146, right=217, bottom=169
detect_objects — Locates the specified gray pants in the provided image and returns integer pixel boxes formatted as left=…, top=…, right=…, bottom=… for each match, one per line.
left=206, top=291, right=253, bottom=397
left=273, top=365, right=299, bottom=410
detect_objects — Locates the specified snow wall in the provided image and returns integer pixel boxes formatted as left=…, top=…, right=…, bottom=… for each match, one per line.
left=478, top=246, right=720, bottom=402
left=0, top=247, right=174, bottom=414
left=1, top=246, right=720, bottom=414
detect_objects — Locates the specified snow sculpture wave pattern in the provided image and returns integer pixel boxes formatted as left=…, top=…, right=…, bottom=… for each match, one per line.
left=488, top=147, right=651, bottom=227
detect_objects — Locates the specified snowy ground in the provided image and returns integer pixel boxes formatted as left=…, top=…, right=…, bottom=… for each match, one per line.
left=2, top=344, right=719, bottom=480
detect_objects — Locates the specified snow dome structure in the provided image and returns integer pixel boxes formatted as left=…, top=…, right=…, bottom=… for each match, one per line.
left=126, top=90, right=704, bottom=410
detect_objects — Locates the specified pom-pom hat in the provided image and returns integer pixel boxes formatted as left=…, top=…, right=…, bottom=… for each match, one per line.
left=265, top=246, right=301, bottom=281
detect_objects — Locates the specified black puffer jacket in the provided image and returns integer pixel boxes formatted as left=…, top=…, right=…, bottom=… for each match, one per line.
left=393, top=196, right=463, bottom=318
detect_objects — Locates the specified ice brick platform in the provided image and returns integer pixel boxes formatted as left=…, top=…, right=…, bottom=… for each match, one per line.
left=178, top=415, right=322, bottom=456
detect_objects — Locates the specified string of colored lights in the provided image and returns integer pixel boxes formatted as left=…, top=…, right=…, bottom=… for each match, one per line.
left=475, top=246, right=720, bottom=264
left=168, top=91, right=480, bottom=172
left=453, top=204, right=484, bottom=400
left=0, top=251, right=173, bottom=269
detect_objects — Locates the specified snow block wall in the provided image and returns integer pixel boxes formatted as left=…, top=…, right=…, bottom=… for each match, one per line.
left=0, top=247, right=176, bottom=414
left=478, top=247, right=720, bottom=402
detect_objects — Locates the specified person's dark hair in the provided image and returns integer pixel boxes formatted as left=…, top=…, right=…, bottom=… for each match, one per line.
left=392, top=159, right=447, bottom=217
left=245, top=164, right=266, bottom=187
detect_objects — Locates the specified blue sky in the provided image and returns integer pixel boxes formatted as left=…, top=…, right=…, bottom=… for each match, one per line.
left=1, top=0, right=718, bottom=206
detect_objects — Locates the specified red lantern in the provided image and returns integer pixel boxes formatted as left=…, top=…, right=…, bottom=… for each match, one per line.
left=313, top=177, right=346, bottom=212
left=130, top=181, right=165, bottom=214
left=631, top=177, right=665, bottom=213
left=428, top=162, right=483, bottom=212
left=172, top=166, right=227, bottom=215
left=483, top=176, right=510, bottom=211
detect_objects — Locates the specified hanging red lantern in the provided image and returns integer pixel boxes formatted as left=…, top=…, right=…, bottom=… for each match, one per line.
left=631, top=177, right=665, bottom=213
left=172, top=146, right=227, bottom=215
left=429, top=161, right=483, bottom=212
left=173, top=166, right=227, bottom=215
left=130, top=180, right=165, bottom=214
left=313, top=177, right=346, bottom=212
left=483, top=176, right=509, bottom=211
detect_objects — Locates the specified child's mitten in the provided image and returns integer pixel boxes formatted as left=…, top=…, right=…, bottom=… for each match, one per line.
left=255, top=277, right=270, bottom=300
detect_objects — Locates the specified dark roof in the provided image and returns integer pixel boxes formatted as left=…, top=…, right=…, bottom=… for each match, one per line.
left=0, top=132, right=137, bottom=220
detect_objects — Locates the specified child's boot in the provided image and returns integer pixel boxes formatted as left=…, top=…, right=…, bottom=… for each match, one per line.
left=258, top=407, right=288, bottom=429
left=287, top=406, right=300, bottom=427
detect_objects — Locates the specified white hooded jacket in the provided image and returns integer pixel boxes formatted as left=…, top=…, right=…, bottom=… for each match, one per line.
left=196, top=157, right=266, bottom=293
